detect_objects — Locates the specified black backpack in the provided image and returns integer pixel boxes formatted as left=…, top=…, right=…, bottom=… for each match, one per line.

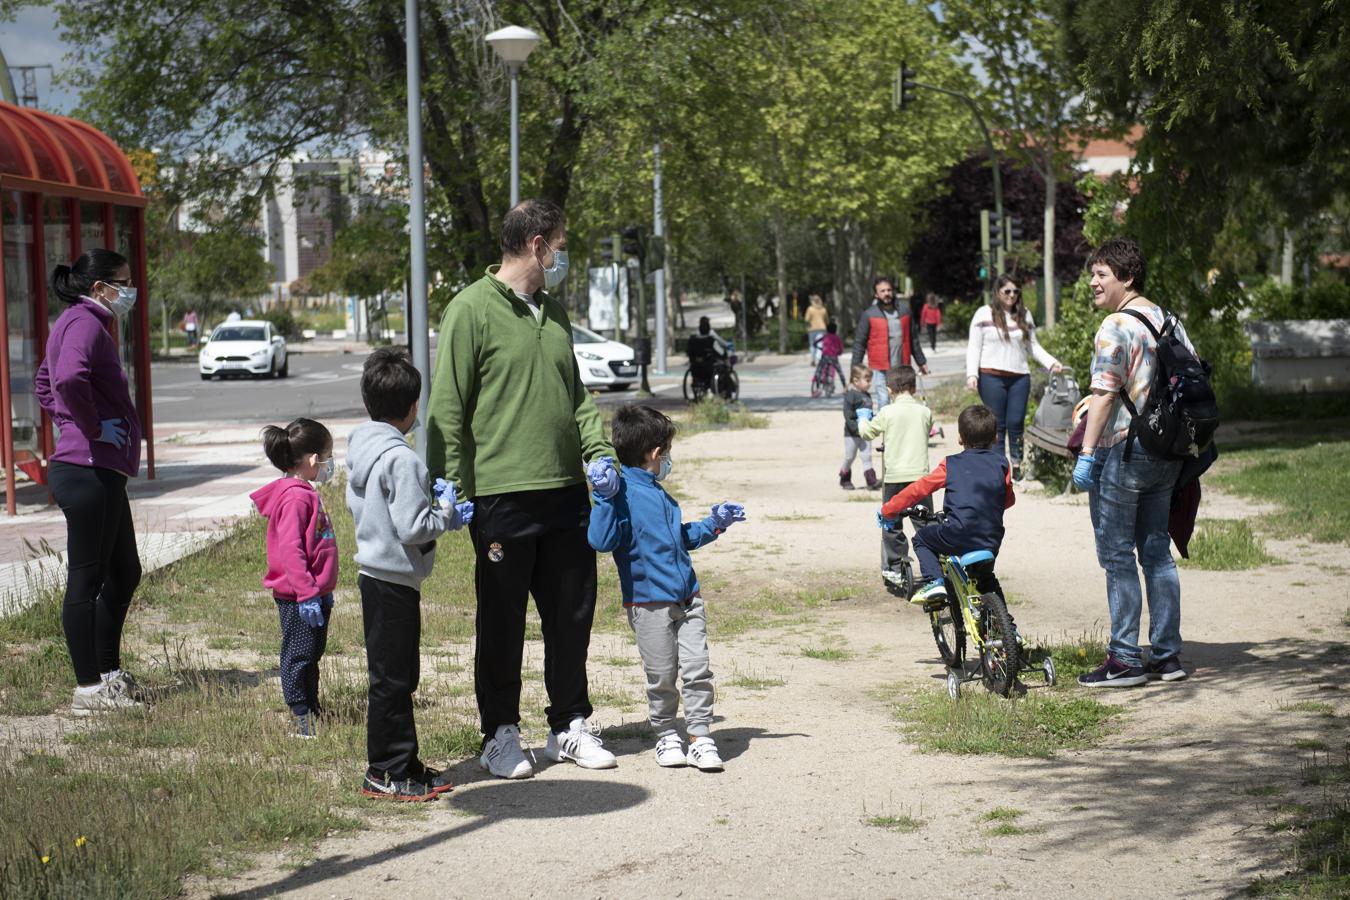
left=1118, top=308, right=1219, bottom=461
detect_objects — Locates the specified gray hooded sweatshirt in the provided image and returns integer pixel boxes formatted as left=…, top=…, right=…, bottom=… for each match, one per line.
left=345, top=420, right=452, bottom=589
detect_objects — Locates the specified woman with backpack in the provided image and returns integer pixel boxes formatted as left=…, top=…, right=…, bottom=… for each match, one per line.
left=965, top=274, right=1063, bottom=481
left=1072, top=237, right=1199, bottom=689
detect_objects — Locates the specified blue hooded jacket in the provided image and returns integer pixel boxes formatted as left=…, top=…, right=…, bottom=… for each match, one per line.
left=587, top=466, right=721, bottom=604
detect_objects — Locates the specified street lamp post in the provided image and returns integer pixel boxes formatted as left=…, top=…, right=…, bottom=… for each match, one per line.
left=485, top=25, right=542, bottom=208
left=406, top=0, right=429, bottom=461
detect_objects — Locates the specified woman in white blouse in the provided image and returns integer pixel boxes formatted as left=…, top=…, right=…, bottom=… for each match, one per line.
left=965, top=275, right=1063, bottom=480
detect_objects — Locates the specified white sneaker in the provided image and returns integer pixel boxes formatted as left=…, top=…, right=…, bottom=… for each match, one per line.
left=479, top=725, right=534, bottom=779
left=545, top=717, right=617, bottom=769
left=687, top=736, right=724, bottom=772
left=70, top=682, right=143, bottom=717
left=654, top=734, right=687, bottom=767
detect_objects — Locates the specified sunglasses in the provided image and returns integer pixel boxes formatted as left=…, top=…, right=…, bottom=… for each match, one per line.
left=1000, top=288, right=1021, bottom=296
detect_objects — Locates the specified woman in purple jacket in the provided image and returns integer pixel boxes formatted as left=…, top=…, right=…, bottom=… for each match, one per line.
left=34, top=249, right=145, bottom=716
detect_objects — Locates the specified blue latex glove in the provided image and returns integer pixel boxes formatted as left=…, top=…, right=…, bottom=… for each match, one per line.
left=855, top=408, right=874, bottom=422
left=876, top=508, right=898, bottom=531
left=1072, top=454, right=1103, bottom=490
left=452, top=498, right=475, bottom=529
left=297, top=597, right=326, bottom=628
left=432, top=478, right=453, bottom=506
left=710, top=502, right=746, bottom=530
left=319, top=593, right=334, bottom=616
left=586, top=456, right=620, bottom=499
left=96, top=418, right=127, bottom=448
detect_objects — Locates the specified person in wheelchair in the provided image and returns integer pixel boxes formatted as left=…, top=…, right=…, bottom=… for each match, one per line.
left=686, top=316, right=729, bottom=390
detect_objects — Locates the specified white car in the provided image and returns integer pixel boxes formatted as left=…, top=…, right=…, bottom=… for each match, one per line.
left=199, top=320, right=289, bottom=380
left=572, top=324, right=637, bottom=390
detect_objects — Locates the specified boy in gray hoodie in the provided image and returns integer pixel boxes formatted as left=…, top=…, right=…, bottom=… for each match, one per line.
left=346, top=348, right=473, bottom=802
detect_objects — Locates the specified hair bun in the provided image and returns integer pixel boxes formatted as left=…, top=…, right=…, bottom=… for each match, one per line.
left=53, top=264, right=70, bottom=278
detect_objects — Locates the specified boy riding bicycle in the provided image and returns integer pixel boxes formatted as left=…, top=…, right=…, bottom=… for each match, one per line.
left=878, top=405, right=1014, bottom=607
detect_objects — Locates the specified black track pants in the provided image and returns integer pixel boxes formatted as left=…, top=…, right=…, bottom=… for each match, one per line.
left=49, top=461, right=142, bottom=686
left=361, top=574, right=421, bottom=778
left=469, top=485, right=597, bottom=736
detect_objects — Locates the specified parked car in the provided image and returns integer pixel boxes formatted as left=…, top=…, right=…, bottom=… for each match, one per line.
left=199, top=320, right=289, bottom=380
left=572, top=324, right=636, bottom=391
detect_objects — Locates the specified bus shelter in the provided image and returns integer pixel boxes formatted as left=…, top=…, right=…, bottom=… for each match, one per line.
left=0, top=100, right=154, bottom=515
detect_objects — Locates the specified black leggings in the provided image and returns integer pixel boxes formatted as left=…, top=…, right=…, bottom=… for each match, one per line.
left=49, top=462, right=142, bottom=686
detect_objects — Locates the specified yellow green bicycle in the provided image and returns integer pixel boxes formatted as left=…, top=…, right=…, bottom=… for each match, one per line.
left=899, top=507, right=1055, bottom=699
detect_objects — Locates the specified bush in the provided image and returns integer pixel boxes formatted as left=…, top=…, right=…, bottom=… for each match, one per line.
left=260, top=307, right=299, bottom=339
left=943, top=299, right=980, bottom=339
left=1248, top=272, right=1350, bottom=320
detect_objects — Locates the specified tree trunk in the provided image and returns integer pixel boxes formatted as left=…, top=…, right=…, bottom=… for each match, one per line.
left=1042, top=171, right=1057, bottom=326
left=774, top=207, right=789, bottom=354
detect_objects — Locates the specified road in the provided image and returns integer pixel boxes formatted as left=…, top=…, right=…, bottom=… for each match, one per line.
left=149, top=338, right=968, bottom=425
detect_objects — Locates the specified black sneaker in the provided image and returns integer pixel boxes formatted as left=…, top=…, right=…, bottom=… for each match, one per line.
left=415, top=765, right=454, bottom=795
left=1012, top=465, right=1023, bottom=482
left=1145, top=656, right=1188, bottom=682
left=361, top=771, right=439, bottom=802
left=1077, top=654, right=1146, bottom=688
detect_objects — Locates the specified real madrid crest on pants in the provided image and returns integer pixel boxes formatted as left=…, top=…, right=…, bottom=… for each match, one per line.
left=488, top=542, right=504, bottom=563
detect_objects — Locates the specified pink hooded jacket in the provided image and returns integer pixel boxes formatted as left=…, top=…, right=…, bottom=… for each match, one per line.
left=250, top=477, right=339, bottom=601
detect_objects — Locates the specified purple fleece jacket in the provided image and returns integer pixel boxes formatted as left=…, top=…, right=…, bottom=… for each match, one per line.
left=34, top=297, right=142, bottom=477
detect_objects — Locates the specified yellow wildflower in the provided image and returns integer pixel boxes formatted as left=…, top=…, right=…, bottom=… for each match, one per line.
left=75, top=836, right=87, bottom=848
left=40, top=855, right=50, bottom=865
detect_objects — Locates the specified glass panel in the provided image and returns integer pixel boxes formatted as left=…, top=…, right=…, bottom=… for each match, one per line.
left=12, top=118, right=62, bottom=182
left=113, top=206, right=136, bottom=409
left=80, top=201, right=107, bottom=254
left=3, top=191, right=40, bottom=464
left=48, top=127, right=97, bottom=187
left=43, top=197, right=71, bottom=336
left=0, top=122, right=29, bottom=177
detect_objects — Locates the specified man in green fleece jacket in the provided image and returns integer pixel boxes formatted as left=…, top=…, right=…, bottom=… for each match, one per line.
left=427, top=199, right=618, bottom=780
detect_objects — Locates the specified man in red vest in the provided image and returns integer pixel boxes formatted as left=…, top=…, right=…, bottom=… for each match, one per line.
left=850, top=276, right=928, bottom=411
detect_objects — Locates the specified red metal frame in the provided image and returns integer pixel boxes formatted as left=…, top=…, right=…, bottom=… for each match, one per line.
left=0, top=101, right=151, bottom=514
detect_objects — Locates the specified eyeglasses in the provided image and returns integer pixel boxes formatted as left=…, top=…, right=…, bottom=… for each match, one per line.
left=999, top=288, right=1021, bottom=296
left=106, top=278, right=134, bottom=287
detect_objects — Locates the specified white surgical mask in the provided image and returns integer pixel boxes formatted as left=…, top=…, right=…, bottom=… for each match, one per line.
left=540, top=245, right=569, bottom=290
left=655, top=453, right=673, bottom=482
left=314, top=457, right=335, bottom=483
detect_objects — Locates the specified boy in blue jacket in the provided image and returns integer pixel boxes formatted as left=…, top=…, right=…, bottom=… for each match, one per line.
left=586, top=405, right=746, bottom=771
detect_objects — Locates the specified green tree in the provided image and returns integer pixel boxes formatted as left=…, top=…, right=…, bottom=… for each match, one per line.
left=940, top=0, right=1107, bottom=325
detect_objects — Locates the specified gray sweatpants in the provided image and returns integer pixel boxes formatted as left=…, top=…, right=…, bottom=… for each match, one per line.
left=626, top=596, right=714, bottom=738
left=841, top=436, right=873, bottom=471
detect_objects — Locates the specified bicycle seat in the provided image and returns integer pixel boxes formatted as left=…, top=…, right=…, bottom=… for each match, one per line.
left=958, top=549, right=995, bottom=568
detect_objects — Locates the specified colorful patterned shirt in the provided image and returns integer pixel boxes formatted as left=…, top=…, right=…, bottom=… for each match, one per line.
left=1090, top=305, right=1195, bottom=448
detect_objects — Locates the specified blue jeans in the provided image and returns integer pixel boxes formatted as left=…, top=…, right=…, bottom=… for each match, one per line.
left=870, top=369, right=889, bottom=411
left=1088, top=440, right=1183, bottom=667
left=977, top=372, right=1031, bottom=464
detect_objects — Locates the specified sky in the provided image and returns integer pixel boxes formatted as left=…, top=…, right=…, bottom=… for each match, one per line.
left=0, top=5, right=82, bottom=114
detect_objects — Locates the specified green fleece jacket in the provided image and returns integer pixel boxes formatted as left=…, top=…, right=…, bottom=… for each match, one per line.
left=426, top=267, right=613, bottom=497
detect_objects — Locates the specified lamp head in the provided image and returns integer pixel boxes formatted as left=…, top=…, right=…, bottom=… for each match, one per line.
left=485, top=25, right=542, bottom=66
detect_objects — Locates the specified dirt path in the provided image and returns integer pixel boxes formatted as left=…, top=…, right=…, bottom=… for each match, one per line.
left=200, top=409, right=1347, bottom=898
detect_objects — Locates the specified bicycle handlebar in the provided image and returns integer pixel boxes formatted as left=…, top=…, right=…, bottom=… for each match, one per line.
left=900, top=506, right=945, bottom=525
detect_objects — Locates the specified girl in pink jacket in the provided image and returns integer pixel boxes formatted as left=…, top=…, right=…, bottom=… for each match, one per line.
left=250, top=418, right=339, bottom=738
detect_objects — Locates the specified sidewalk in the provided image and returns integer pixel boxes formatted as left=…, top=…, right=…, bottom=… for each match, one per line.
left=0, top=418, right=364, bottom=617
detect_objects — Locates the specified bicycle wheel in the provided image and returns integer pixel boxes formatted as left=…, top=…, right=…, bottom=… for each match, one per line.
left=810, top=372, right=825, bottom=398
left=976, top=591, right=1020, bottom=697
left=683, top=370, right=707, bottom=402
left=718, top=369, right=739, bottom=401
left=929, top=583, right=965, bottom=668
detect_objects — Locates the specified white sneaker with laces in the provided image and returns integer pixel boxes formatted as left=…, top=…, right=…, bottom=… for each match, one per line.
left=654, top=734, right=687, bottom=767
left=70, top=682, right=143, bottom=717
left=687, top=736, right=724, bottom=772
left=545, top=717, right=617, bottom=769
left=479, top=724, right=534, bottom=779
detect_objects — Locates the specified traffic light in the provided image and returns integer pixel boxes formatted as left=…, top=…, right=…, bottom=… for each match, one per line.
left=986, top=208, right=1003, bottom=239
left=896, top=61, right=917, bottom=109
left=598, top=235, right=615, bottom=264
left=621, top=225, right=644, bottom=261
left=978, top=263, right=988, bottom=281
left=1007, top=215, right=1024, bottom=247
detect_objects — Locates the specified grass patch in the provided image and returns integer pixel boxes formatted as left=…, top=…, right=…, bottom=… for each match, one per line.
left=675, top=398, right=768, bottom=434
left=981, top=807, right=1025, bottom=821
left=1246, top=785, right=1286, bottom=798
left=1179, top=519, right=1273, bottom=570
left=1250, top=799, right=1350, bottom=896
left=1281, top=701, right=1337, bottom=718
left=987, top=823, right=1028, bottom=837
left=895, top=689, right=1122, bottom=758
left=1213, top=440, right=1350, bottom=544
left=1022, top=635, right=1107, bottom=682
left=726, top=671, right=786, bottom=690
left=865, top=814, right=923, bottom=833
left=1296, top=740, right=1331, bottom=752
left=800, top=646, right=850, bottom=661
